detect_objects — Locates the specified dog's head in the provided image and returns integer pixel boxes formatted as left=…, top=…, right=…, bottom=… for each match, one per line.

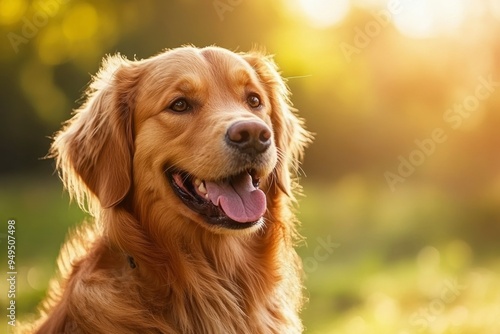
left=51, top=46, right=310, bottom=234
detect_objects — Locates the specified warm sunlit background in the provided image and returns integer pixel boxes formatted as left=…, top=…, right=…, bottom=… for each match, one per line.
left=1, top=0, right=500, bottom=333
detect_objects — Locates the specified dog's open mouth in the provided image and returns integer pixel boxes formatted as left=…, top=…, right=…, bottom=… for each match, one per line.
left=167, top=169, right=266, bottom=229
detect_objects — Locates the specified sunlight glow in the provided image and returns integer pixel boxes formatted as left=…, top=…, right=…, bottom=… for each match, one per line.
left=490, top=0, right=500, bottom=20
left=297, top=0, right=350, bottom=28
left=393, top=0, right=467, bottom=38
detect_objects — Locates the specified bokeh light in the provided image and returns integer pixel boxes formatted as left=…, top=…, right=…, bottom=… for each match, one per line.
left=392, top=0, right=468, bottom=38
left=62, top=2, right=98, bottom=41
left=0, top=0, right=27, bottom=25
left=36, top=24, right=70, bottom=65
left=291, top=0, right=351, bottom=28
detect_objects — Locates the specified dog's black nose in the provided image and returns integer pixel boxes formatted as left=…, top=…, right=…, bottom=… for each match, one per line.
left=226, top=120, right=272, bottom=155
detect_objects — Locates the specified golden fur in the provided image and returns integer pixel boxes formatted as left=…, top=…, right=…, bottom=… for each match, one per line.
left=24, top=46, right=310, bottom=334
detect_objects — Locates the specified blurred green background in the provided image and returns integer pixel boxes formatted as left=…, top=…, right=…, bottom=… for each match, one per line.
left=1, top=0, right=500, bottom=333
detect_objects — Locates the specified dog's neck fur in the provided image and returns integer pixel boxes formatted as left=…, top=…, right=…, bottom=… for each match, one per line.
left=29, top=191, right=303, bottom=334
left=100, top=196, right=303, bottom=334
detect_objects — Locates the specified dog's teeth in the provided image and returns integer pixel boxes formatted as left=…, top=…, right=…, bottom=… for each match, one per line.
left=198, top=182, right=207, bottom=194
left=194, top=178, right=202, bottom=186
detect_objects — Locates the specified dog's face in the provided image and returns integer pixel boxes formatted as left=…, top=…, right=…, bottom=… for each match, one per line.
left=52, top=46, right=308, bottom=235
left=133, top=48, right=278, bottom=231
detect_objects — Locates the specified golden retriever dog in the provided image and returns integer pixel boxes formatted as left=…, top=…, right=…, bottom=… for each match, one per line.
left=26, top=46, right=310, bottom=333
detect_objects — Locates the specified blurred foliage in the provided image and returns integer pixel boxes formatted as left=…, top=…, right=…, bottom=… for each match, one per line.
left=1, top=0, right=500, bottom=333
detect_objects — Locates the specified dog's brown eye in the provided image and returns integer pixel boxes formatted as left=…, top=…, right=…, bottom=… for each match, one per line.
left=169, top=98, right=190, bottom=112
left=247, top=94, right=262, bottom=109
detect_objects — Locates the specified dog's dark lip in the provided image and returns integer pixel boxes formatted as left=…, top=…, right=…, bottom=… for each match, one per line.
left=166, top=169, right=262, bottom=230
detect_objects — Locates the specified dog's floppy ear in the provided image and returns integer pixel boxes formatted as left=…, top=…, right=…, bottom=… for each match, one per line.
left=242, top=51, right=312, bottom=196
left=51, top=55, right=139, bottom=211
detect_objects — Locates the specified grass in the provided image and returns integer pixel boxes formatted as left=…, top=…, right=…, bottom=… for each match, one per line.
left=296, top=180, right=500, bottom=334
left=1, top=174, right=499, bottom=333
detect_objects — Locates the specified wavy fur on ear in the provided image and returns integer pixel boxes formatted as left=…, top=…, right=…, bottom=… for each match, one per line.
left=50, top=55, right=139, bottom=213
left=242, top=51, right=312, bottom=198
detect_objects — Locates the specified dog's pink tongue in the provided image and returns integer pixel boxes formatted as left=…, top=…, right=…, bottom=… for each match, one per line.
left=205, top=173, right=266, bottom=223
